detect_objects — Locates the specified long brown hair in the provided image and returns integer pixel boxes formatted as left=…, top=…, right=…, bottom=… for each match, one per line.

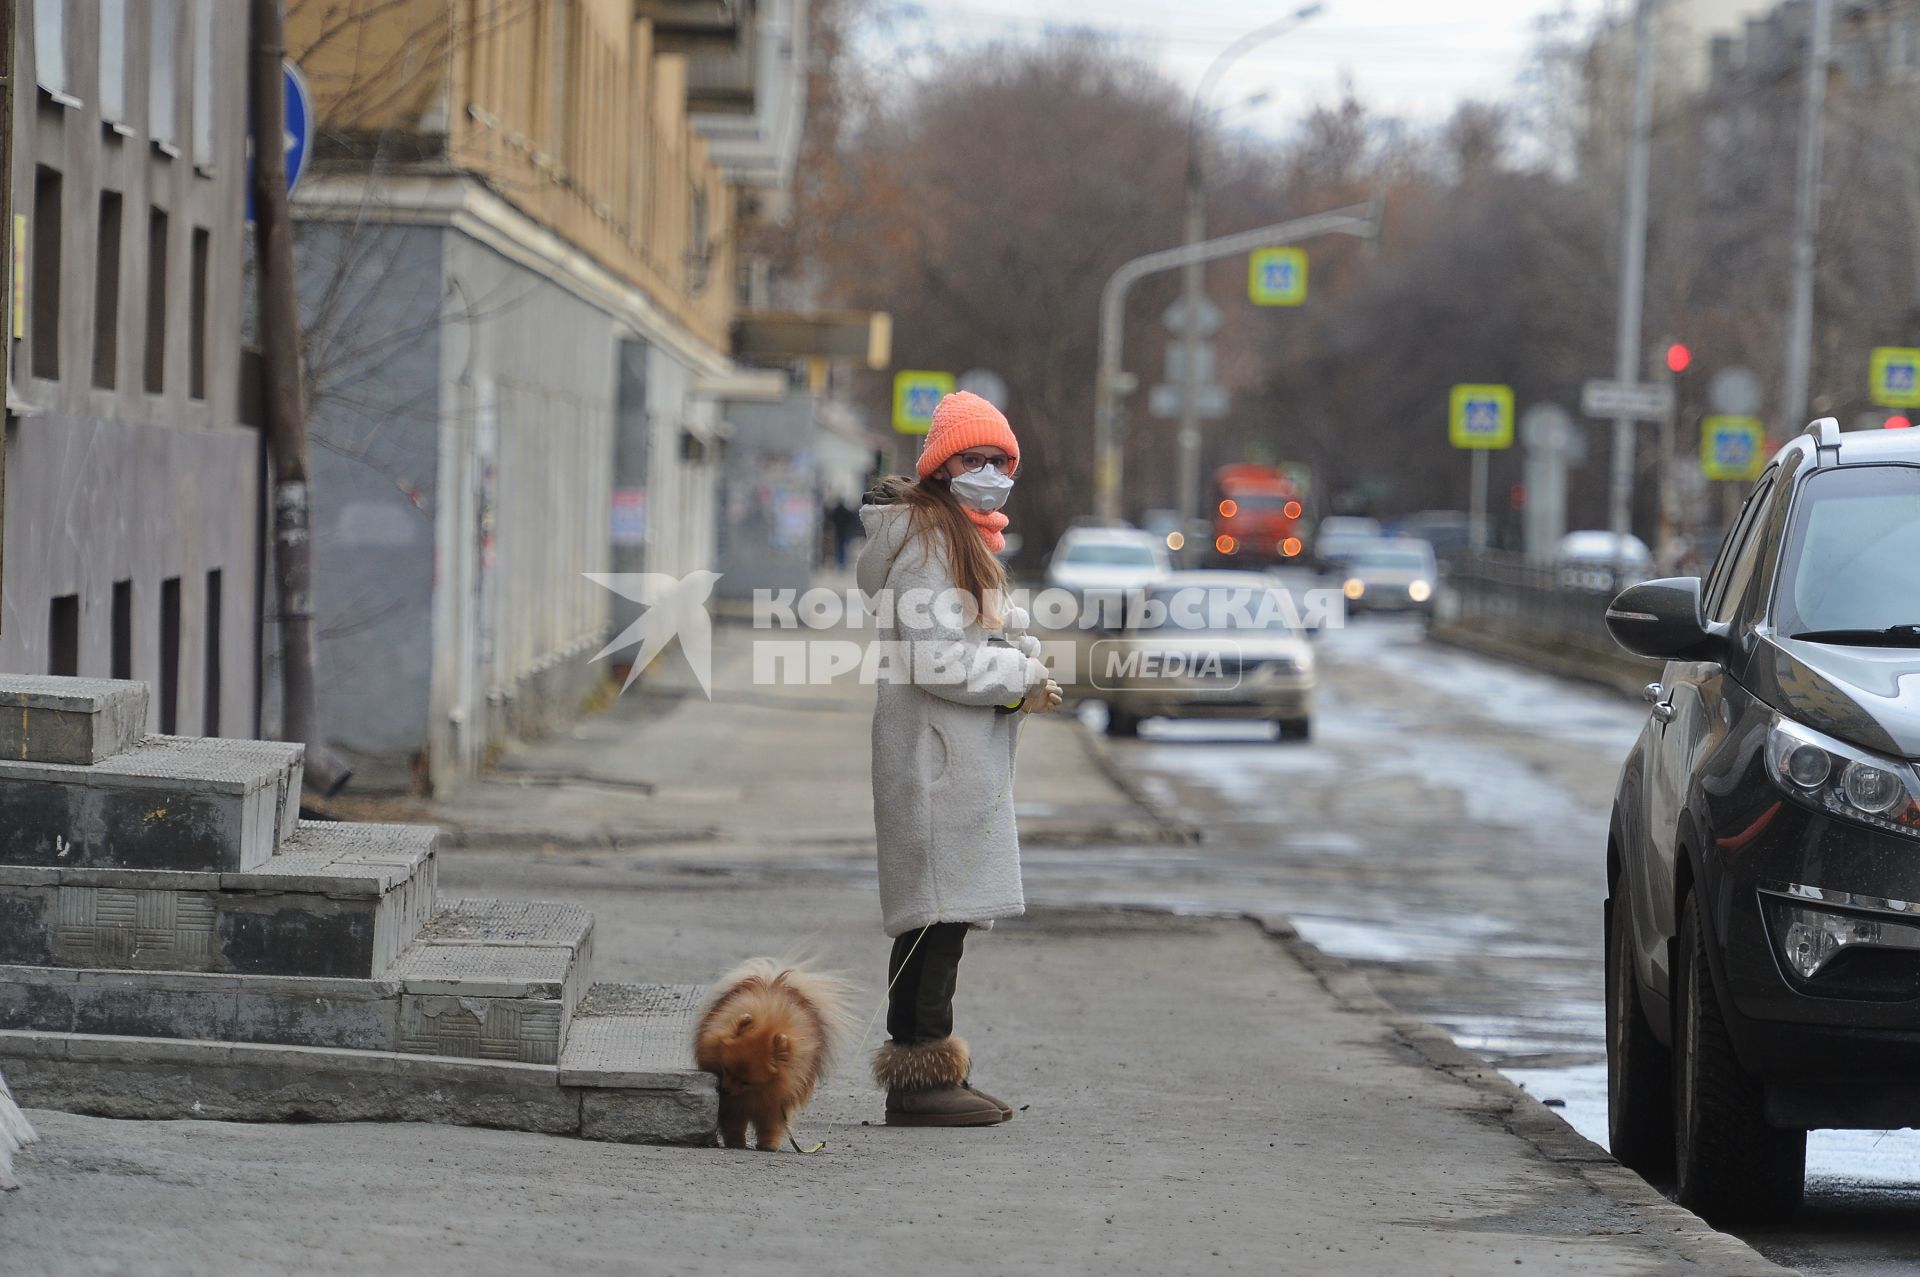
left=898, top=476, right=1006, bottom=627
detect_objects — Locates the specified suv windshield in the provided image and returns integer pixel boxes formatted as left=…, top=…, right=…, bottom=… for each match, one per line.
left=1133, top=586, right=1296, bottom=633
left=1063, top=542, right=1157, bottom=566
left=1351, top=550, right=1430, bottom=572
left=1775, top=465, right=1920, bottom=638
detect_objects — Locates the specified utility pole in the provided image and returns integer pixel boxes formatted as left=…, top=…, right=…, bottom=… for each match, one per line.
left=250, top=0, right=348, bottom=795
left=1606, top=0, right=1656, bottom=544
left=1177, top=169, right=1206, bottom=524
left=1175, top=4, right=1322, bottom=524
left=1781, top=0, right=1832, bottom=434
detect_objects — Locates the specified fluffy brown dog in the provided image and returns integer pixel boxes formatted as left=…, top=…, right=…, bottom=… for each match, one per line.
left=693, top=959, right=852, bottom=1151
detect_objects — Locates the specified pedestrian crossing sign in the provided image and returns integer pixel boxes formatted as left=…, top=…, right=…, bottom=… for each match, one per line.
left=1448, top=384, right=1514, bottom=449
left=892, top=370, right=955, bottom=434
left=1870, top=347, right=1920, bottom=408
left=1248, top=248, right=1308, bottom=307
left=1701, top=416, right=1766, bottom=481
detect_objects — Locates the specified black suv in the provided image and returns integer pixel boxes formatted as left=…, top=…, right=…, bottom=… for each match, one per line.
left=1605, top=418, right=1920, bottom=1226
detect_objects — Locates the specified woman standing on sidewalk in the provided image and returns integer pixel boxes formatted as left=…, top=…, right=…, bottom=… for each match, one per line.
left=855, top=391, right=1063, bottom=1127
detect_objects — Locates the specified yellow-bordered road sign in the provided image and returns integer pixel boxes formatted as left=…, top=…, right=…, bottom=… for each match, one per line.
left=1248, top=248, right=1308, bottom=307
left=892, top=370, right=955, bottom=434
left=1449, top=384, right=1514, bottom=449
left=1870, top=347, right=1920, bottom=409
left=1701, top=416, right=1766, bottom=481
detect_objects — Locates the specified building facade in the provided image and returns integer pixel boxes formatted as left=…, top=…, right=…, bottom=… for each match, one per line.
left=286, top=0, right=803, bottom=791
left=1, top=0, right=261, bottom=737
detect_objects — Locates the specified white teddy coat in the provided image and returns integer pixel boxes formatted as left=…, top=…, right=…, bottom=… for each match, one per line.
left=857, top=503, right=1047, bottom=938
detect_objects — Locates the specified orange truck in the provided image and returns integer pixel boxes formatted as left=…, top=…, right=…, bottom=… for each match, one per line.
left=1211, top=463, right=1306, bottom=565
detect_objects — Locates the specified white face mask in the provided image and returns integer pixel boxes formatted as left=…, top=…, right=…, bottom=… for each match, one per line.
left=948, top=464, right=1015, bottom=513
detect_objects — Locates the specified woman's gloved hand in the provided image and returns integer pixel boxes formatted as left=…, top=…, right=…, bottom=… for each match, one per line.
left=1022, top=679, right=1064, bottom=714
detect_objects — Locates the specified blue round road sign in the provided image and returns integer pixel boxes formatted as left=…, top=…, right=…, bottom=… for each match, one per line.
left=247, top=62, right=314, bottom=223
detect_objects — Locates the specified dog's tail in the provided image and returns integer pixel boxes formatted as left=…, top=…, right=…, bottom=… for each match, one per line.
left=698, top=957, right=857, bottom=1078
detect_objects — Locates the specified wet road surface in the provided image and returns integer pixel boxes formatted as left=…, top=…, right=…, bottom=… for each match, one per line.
left=1048, top=610, right=1920, bottom=1276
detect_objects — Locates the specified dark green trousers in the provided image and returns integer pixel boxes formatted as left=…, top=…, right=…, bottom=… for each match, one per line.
left=887, top=923, right=968, bottom=1043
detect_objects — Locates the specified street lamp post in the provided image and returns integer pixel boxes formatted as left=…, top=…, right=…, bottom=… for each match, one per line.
left=1177, top=5, right=1324, bottom=524
left=1095, top=201, right=1383, bottom=522
left=1781, top=0, right=1832, bottom=434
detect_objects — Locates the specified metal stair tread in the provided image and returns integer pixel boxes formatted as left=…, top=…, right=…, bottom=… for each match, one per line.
left=417, top=898, right=593, bottom=948
left=560, top=983, right=706, bottom=1088
left=0, top=820, right=436, bottom=896
left=0, top=735, right=289, bottom=793
left=386, top=942, right=576, bottom=998
left=0, top=675, right=145, bottom=712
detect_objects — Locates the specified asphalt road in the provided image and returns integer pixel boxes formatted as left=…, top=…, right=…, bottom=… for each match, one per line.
left=1063, top=608, right=1920, bottom=1277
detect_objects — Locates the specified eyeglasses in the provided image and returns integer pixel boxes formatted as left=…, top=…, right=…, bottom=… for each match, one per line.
left=955, top=451, right=1016, bottom=476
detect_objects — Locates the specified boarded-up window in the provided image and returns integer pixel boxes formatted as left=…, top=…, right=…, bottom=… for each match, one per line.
left=31, top=167, right=62, bottom=381
left=93, top=191, right=122, bottom=389
left=144, top=207, right=168, bottom=393
left=189, top=227, right=208, bottom=399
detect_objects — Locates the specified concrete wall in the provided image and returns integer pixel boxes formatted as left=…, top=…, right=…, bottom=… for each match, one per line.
left=435, top=231, right=619, bottom=791
left=290, top=220, right=445, bottom=785
left=1, top=0, right=261, bottom=737
left=293, top=175, right=735, bottom=792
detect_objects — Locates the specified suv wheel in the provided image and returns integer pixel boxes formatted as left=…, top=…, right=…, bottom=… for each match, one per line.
left=1673, top=891, right=1805, bottom=1225
left=1605, top=888, right=1672, bottom=1178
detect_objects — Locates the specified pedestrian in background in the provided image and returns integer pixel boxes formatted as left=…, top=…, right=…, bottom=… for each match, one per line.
left=826, top=496, right=861, bottom=569
left=855, top=391, right=1062, bottom=1126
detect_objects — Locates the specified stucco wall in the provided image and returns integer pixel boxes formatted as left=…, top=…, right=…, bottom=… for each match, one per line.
left=1, top=0, right=260, bottom=736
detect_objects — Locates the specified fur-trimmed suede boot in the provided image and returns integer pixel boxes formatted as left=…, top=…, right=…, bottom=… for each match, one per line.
left=873, top=1036, right=1012, bottom=1126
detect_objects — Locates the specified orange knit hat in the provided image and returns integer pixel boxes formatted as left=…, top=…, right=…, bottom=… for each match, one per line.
left=916, top=392, right=1020, bottom=478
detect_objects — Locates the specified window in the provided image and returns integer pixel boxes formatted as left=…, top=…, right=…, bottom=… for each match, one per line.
left=31, top=167, right=62, bottom=381
left=191, top=0, right=214, bottom=171
left=203, top=570, right=222, bottom=735
left=144, top=207, right=168, bottom=393
left=34, top=0, right=77, bottom=105
left=111, top=580, right=132, bottom=678
left=159, top=577, right=181, bottom=734
left=93, top=191, right=122, bottom=388
left=100, top=0, right=128, bottom=128
left=149, top=0, right=180, bottom=153
left=189, top=227, right=208, bottom=399
left=1775, top=466, right=1920, bottom=636
left=50, top=595, right=81, bottom=676
left=1710, top=473, right=1778, bottom=625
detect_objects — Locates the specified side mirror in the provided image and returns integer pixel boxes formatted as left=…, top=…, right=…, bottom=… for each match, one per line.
left=1605, top=577, right=1725, bottom=662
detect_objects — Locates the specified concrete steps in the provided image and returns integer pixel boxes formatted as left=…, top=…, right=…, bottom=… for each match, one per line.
left=0, top=980, right=714, bottom=1144
left=0, top=736, right=301, bottom=872
left=0, top=674, right=718, bottom=1147
left=0, top=821, right=436, bottom=978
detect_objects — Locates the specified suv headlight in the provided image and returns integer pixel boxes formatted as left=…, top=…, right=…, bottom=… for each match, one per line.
left=1766, top=716, right=1920, bottom=839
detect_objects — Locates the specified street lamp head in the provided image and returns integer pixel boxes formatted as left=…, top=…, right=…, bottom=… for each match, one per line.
left=1293, top=3, right=1326, bottom=19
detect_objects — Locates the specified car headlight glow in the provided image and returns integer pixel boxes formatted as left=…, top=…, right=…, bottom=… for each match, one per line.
left=1343, top=578, right=1365, bottom=600
left=1766, top=716, right=1920, bottom=839
left=1408, top=579, right=1432, bottom=603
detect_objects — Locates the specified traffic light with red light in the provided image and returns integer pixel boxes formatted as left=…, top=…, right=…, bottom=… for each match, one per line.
left=1666, top=343, right=1692, bottom=375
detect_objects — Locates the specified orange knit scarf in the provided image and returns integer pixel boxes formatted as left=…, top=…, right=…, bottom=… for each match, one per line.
left=967, top=508, right=1010, bottom=553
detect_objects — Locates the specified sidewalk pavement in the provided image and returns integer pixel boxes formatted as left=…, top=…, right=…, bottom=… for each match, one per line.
left=2, top=622, right=1789, bottom=1275
left=318, top=620, right=1199, bottom=854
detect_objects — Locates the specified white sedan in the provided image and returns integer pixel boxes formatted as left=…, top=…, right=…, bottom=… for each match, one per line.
left=1095, top=571, right=1316, bottom=741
